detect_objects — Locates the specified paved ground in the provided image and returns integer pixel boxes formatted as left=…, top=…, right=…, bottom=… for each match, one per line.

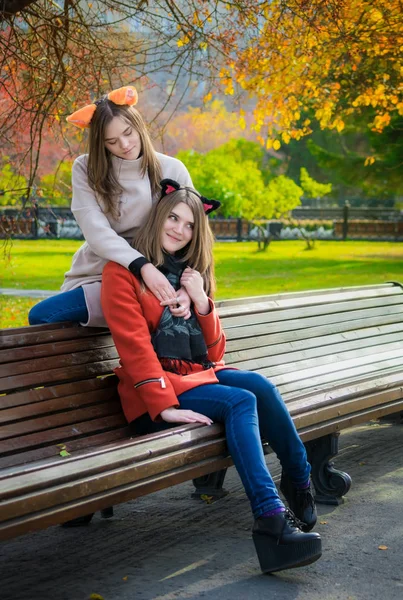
left=1, top=418, right=403, bottom=600
left=0, top=288, right=56, bottom=298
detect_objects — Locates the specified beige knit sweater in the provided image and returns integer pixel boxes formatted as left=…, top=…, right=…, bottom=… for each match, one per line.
left=60, top=152, right=192, bottom=326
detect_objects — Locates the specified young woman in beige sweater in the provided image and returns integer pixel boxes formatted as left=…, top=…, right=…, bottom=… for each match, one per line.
left=29, top=86, right=193, bottom=327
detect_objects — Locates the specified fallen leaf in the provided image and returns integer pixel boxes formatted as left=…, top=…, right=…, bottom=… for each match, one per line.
left=378, top=545, right=388, bottom=550
left=359, top=461, right=366, bottom=466
left=89, top=594, right=105, bottom=600
left=122, top=576, right=128, bottom=581
left=200, top=494, right=214, bottom=504
left=319, top=521, right=328, bottom=525
left=59, top=450, right=71, bottom=457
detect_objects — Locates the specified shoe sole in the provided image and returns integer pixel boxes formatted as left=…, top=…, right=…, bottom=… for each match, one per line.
left=252, top=533, right=322, bottom=574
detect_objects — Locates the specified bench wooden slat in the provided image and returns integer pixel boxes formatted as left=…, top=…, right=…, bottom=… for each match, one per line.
left=225, top=314, right=403, bottom=352
left=0, top=403, right=123, bottom=441
left=270, top=347, right=403, bottom=382
left=0, top=335, right=115, bottom=365
left=216, top=283, right=398, bottom=308
left=230, top=332, right=403, bottom=371
left=0, top=398, right=122, bottom=437
left=275, top=358, right=403, bottom=394
left=285, top=370, right=403, bottom=410
left=0, top=426, right=130, bottom=470
left=0, top=326, right=109, bottom=350
left=291, top=386, right=403, bottom=429
left=225, top=304, right=403, bottom=340
left=282, top=364, right=403, bottom=406
left=0, top=321, right=74, bottom=336
left=1, top=359, right=119, bottom=393
left=0, top=414, right=127, bottom=456
left=1, top=346, right=119, bottom=378
left=0, top=391, right=120, bottom=426
left=298, top=397, right=403, bottom=443
left=256, top=341, right=403, bottom=376
left=221, top=294, right=403, bottom=328
left=225, top=323, right=403, bottom=364
left=0, top=376, right=117, bottom=409
left=218, top=284, right=402, bottom=318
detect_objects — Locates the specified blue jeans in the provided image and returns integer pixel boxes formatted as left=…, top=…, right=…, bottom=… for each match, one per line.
left=178, top=369, right=311, bottom=518
left=28, top=287, right=89, bottom=325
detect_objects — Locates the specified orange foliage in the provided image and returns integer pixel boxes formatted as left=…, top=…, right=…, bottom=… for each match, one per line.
left=0, top=0, right=401, bottom=189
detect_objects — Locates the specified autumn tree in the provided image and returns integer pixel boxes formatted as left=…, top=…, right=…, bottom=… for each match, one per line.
left=228, top=1, right=402, bottom=148
left=1, top=0, right=401, bottom=200
left=0, top=1, right=215, bottom=196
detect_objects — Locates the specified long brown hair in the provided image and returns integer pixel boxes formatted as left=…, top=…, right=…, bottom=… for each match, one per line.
left=132, top=188, right=216, bottom=297
left=87, top=102, right=162, bottom=219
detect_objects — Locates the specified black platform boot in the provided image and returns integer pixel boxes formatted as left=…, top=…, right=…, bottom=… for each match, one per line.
left=280, top=472, right=317, bottom=532
left=252, top=510, right=322, bottom=574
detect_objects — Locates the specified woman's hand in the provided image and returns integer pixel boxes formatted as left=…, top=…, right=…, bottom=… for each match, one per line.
left=180, top=268, right=210, bottom=315
left=160, top=407, right=213, bottom=425
left=164, top=287, right=191, bottom=320
left=140, top=263, right=177, bottom=304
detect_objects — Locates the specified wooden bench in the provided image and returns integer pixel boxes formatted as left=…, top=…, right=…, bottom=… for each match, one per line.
left=1, top=282, right=403, bottom=541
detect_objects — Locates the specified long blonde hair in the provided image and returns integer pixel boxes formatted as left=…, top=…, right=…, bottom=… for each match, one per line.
left=132, top=188, right=216, bottom=297
left=87, top=102, right=162, bottom=219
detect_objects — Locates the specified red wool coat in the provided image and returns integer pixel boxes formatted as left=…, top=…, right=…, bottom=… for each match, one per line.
left=101, top=262, right=227, bottom=424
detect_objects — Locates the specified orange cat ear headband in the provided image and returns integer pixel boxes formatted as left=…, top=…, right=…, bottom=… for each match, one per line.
left=66, top=86, right=138, bottom=129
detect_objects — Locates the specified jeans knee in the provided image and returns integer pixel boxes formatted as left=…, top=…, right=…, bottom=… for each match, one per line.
left=250, top=371, right=271, bottom=387
left=232, top=389, right=257, bottom=415
left=250, top=372, right=280, bottom=398
left=28, top=302, right=48, bottom=325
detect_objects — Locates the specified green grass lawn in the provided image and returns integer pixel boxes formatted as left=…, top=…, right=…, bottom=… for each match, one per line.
left=1, top=238, right=402, bottom=328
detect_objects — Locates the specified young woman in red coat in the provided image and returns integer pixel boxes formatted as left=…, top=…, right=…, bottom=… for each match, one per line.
left=101, top=180, right=322, bottom=574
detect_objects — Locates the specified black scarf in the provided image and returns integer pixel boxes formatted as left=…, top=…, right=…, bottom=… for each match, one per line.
left=151, top=253, right=213, bottom=375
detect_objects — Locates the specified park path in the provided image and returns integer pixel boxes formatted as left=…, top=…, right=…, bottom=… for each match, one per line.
left=1, top=419, right=403, bottom=600
left=0, top=288, right=56, bottom=297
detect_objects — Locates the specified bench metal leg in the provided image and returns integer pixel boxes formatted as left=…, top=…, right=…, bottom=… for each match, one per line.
left=61, top=507, right=114, bottom=527
left=305, top=433, right=352, bottom=505
left=192, top=469, right=229, bottom=500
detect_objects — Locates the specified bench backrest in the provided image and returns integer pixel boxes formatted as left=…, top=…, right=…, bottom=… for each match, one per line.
left=219, top=282, right=403, bottom=433
left=1, top=283, right=402, bottom=468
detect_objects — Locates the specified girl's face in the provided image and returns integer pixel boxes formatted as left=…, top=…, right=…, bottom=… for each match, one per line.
left=104, top=116, right=141, bottom=160
left=161, top=202, right=194, bottom=254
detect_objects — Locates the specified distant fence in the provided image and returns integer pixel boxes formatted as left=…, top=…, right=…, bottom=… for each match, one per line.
left=1, top=203, right=402, bottom=241
left=292, top=206, right=400, bottom=221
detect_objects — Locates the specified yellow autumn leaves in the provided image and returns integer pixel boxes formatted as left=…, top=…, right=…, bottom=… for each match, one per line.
left=181, top=1, right=402, bottom=147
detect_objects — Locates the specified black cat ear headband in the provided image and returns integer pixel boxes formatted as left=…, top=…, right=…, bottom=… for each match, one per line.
left=160, top=179, right=221, bottom=216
